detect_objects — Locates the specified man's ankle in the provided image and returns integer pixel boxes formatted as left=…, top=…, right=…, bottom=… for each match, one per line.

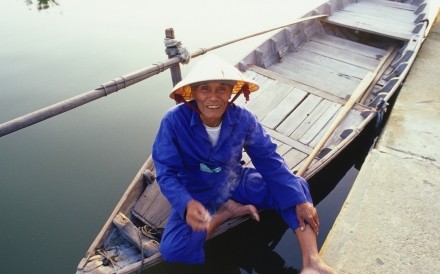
left=302, top=254, right=320, bottom=267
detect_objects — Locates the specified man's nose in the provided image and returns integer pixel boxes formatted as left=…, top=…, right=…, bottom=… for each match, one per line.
left=208, top=90, right=220, bottom=99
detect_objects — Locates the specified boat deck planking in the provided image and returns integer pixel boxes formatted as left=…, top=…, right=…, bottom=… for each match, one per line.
left=236, top=23, right=386, bottom=167
left=261, top=87, right=309, bottom=129
left=322, top=0, right=423, bottom=40
left=245, top=66, right=369, bottom=110
left=132, top=181, right=170, bottom=229
left=310, top=33, right=387, bottom=58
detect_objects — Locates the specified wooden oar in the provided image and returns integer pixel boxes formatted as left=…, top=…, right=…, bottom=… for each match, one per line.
left=359, top=44, right=398, bottom=104
left=190, top=14, right=328, bottom=57
left=296, top=72, right=375, bottom=177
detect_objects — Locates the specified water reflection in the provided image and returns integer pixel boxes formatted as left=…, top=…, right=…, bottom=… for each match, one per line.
left=25, top=0, right=59, bottom=11
left=204, top=211, right=297, bottom=274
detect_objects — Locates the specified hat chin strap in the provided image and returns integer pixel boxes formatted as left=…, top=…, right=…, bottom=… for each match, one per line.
left=229, top=84, right=250, bottom=105
left=174, top=94, right=202, bottom=115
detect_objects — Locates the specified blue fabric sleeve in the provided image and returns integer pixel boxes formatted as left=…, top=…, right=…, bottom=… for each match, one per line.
left=152, top=114, right=192, bottom=220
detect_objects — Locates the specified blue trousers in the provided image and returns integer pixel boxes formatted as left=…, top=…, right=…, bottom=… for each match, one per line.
left=159, top=168, right=313, bottom=264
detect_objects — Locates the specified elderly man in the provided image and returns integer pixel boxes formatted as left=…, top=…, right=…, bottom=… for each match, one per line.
left=152, top=53, right=336, bottom=273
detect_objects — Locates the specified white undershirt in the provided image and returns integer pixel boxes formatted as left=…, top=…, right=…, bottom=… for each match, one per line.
left=204, top=122, right=222, bottom=147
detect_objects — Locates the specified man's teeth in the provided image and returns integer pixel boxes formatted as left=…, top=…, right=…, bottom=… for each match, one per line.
left=207, top=105, right=220, bottom=109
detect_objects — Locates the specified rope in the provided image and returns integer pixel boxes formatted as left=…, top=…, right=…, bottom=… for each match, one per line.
left=137, top=229, right=145, bottom=274
left=100, top=84, right=109, bottom=96
left=136, top=225, right=163, bottom=273
left=153, top=62, right=166, bottom=73
left=96, top=248, right=120, bottom=270
left=120, top=76, right=127, bottom=89
left=140, top=225, right=163, bottom=242
left=113, top=79, right=119, bottom=91
left=164, top=38, right=191, bottom=64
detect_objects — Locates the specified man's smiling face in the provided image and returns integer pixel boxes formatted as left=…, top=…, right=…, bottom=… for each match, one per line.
left=192, top=82, right=233, bottom=127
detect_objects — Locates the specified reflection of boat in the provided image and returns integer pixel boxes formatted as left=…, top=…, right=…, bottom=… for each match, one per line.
left=76, top=0, right=429, bottom=273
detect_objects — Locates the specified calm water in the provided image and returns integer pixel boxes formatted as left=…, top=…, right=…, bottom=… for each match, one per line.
left=0, top=1, right=375, bottom=273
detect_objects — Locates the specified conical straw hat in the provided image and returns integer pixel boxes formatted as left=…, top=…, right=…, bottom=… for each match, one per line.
left=170, top=53, right=259, bottom=100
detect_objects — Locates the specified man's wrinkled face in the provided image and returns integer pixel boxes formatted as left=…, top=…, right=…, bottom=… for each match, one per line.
left=192, top=82, right=233, bottom=124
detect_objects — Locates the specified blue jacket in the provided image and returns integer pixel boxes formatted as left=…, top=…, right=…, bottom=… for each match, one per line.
left=152, top=101, right=308, bottom=220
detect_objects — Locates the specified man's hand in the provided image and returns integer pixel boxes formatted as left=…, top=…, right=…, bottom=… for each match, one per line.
left=185, top=199, right=211, bottom=231
left=296, top=202, right=319, bottom=235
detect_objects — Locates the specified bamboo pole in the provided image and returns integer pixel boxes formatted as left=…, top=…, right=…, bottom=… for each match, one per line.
left=296, top=72, right=375, bottom=177
left=0, top=14, right=327, bottom=137
left=359, top=44, right=398, bottom=104
left=0, top=57, right=181, bottom=137
left=189, top=14, right=327, bottom=57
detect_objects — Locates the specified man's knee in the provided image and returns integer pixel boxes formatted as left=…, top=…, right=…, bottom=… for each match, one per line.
left=233, top=168, right=269, bottom=207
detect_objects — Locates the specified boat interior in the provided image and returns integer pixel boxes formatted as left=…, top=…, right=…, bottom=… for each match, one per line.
left=235, top=0, right=426, bottom=174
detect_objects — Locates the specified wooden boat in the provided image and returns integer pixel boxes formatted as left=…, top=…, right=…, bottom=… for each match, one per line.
left=76, top=0, right=429, bottom=273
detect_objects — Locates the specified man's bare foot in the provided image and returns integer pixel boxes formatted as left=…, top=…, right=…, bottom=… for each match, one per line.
left=217, top=199, right=260, bottom=221
left=301, top=257, right=337, bottom=274
left=206, top=199, right=259, bottom=238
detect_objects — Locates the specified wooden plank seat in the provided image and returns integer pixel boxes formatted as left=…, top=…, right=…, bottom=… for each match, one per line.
left=132, top=175, right=171, bottom=229
left=322, top=0, right=425, bottom=41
